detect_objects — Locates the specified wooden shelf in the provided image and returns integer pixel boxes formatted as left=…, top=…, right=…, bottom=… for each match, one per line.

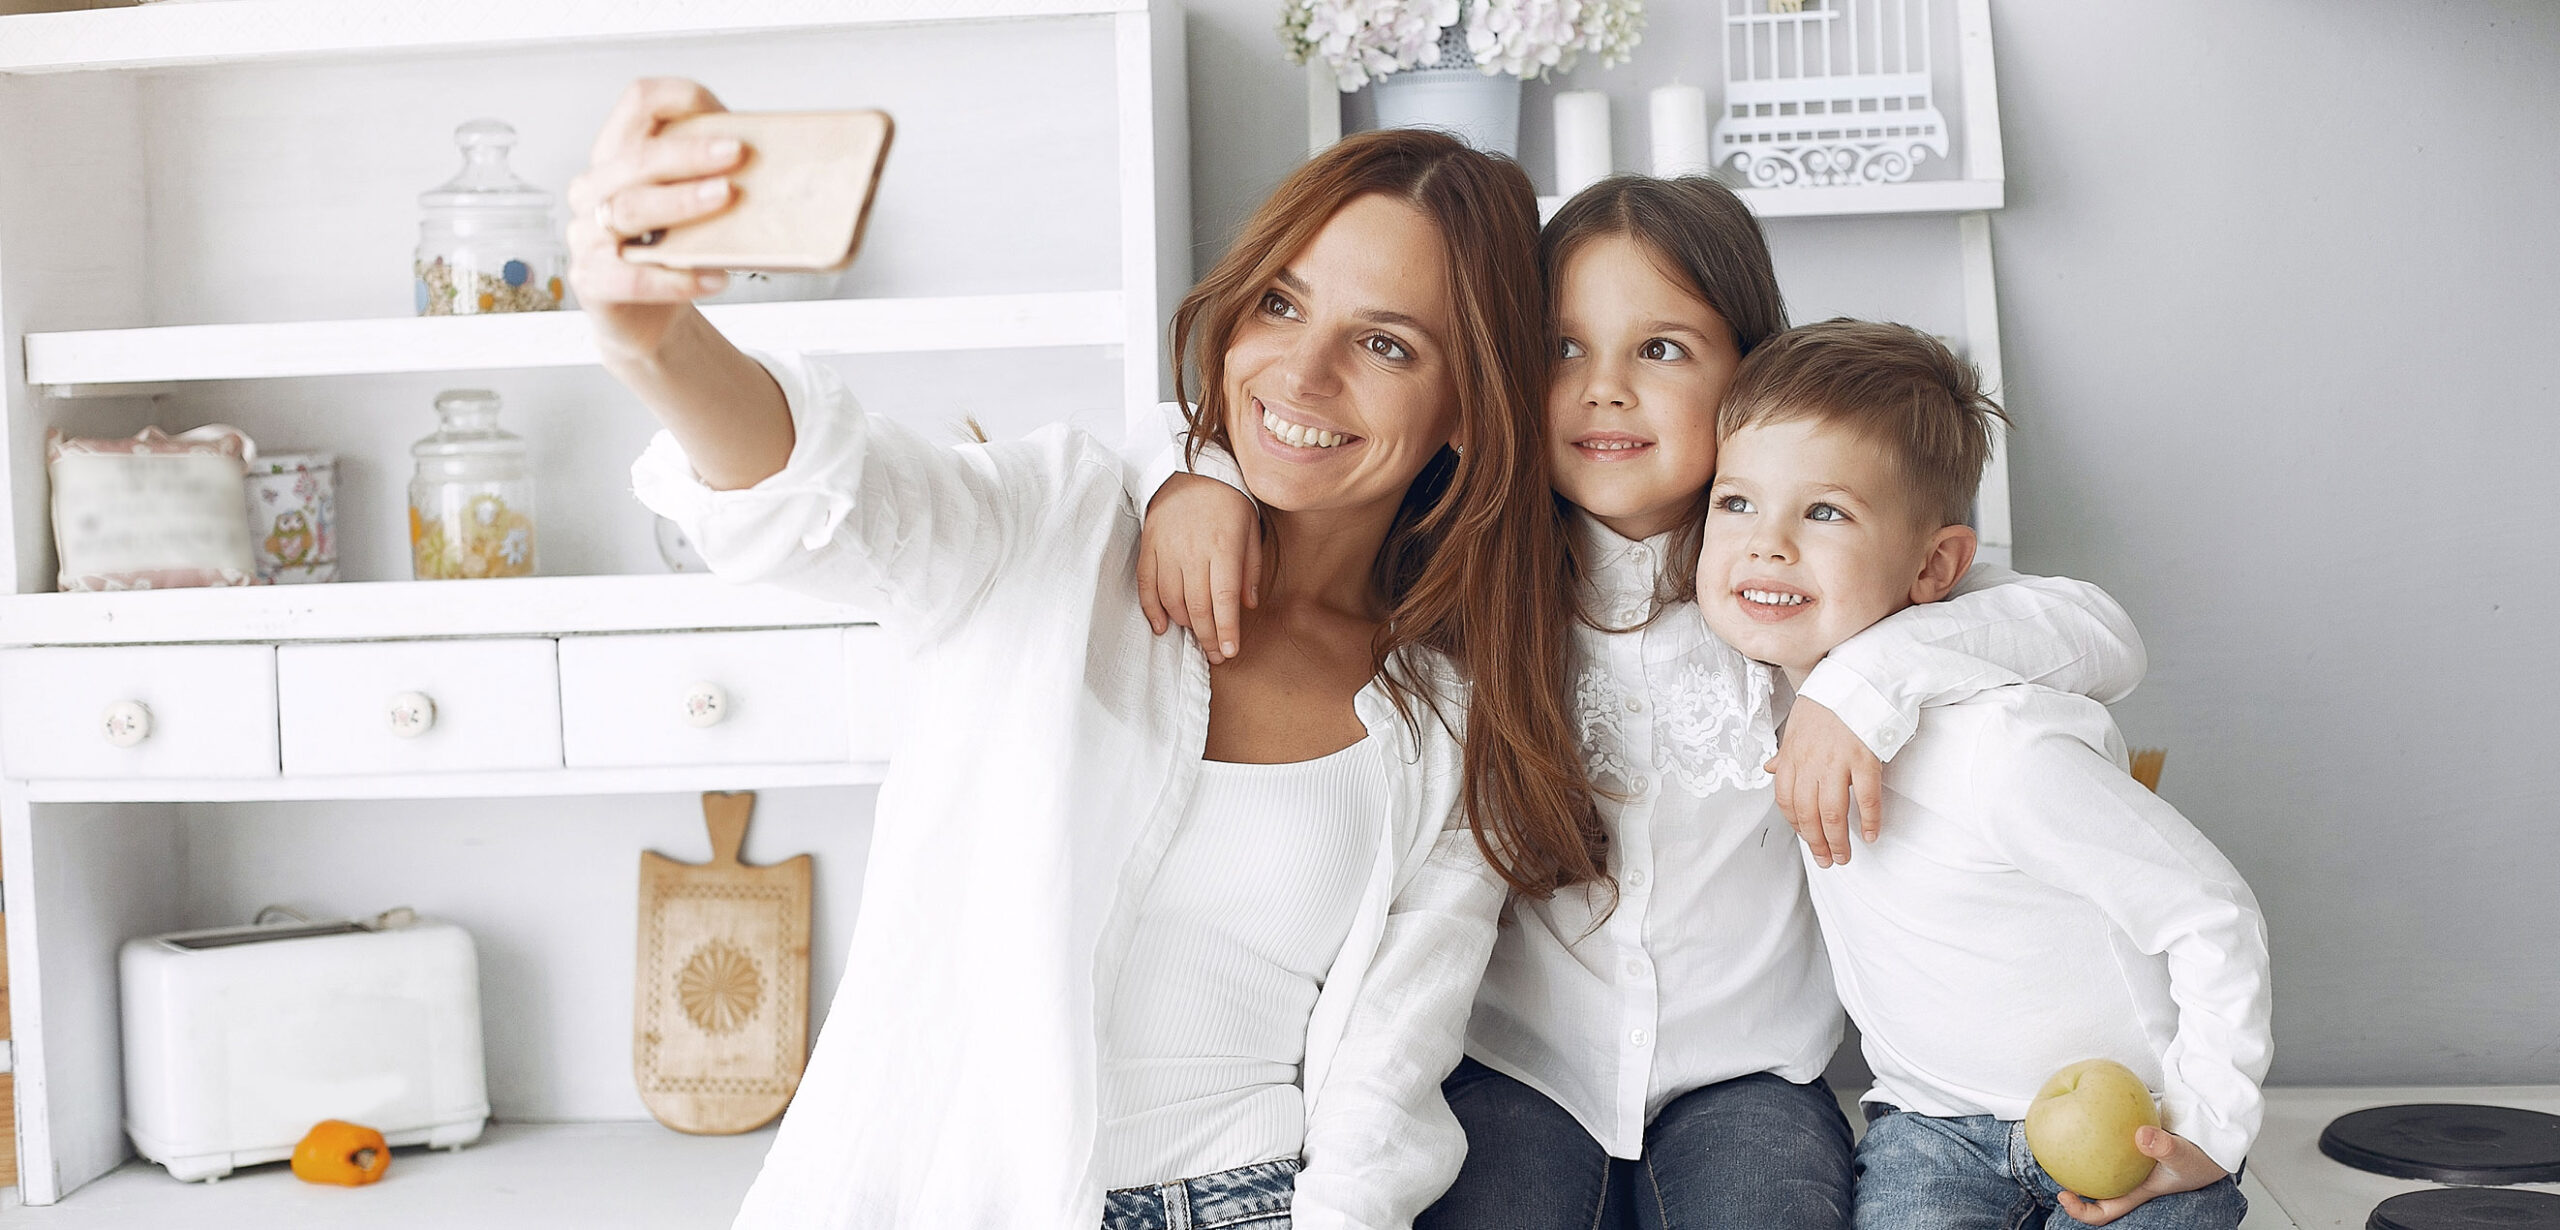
left=0, top=0, right=1140, bottom=75
left=20, top=760, right=888, bottom=803
left=0, top=574, right=872, bottom=647
left=1740, top=179, right=2005, bottom=219
left=24, top=292, right=1126, bottom=394
left=1537, top=179, right=2002, bottom=226
left=0, top=1121, right=775, bottom=1228
left=1751, top=176, right=2007, bottom=217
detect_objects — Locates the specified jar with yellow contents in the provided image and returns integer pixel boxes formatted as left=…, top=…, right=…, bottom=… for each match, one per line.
left=409, top=389, right=535, bottom=580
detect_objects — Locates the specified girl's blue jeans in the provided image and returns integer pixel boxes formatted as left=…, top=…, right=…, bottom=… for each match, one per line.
left=1416, top=1056, right=1856, bottom=1230
left=1853, top=1107, right=2246, bottom=1230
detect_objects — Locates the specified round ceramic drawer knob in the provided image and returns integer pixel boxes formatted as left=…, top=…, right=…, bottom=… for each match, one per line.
left=103, top=700, right=153, bottom=748
left=388, top=691, right=438, bottom=738
left=682, top=682, right=729, bottom=729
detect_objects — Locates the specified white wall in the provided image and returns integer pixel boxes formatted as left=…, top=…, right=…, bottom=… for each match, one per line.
left=1176, top=0, right=2560, bottom=1086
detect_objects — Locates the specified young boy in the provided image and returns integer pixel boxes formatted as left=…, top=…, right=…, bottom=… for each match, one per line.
left=1696, top=319, right=2273, bottom=1230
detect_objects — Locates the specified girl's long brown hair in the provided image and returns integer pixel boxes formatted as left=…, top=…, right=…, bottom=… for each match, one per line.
left=1170, top=129, right=1606, bottom=897
left=1542, top=175, right=1789, bottom=625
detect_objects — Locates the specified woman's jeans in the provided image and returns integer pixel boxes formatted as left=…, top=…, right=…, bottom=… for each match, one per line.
left=1416, top=1057, right=1855, bottom=1230
left=1853, top=1108, right=2247, bottom=1230
left=1102, top=1158, right=1298, bottom=1229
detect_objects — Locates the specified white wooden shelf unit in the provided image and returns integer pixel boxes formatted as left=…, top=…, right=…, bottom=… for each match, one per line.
left=0, top=0, right=1189, bottom=1208
left=25, top=292, right=1125, bottom=394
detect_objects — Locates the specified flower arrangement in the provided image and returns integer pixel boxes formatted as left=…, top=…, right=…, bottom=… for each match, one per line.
left=1283, top=0, right=1644, bottom=91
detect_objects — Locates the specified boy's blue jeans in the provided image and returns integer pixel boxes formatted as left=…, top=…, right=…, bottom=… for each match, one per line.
left=1854, top=1107, right=2247, bottom=1230
left=1416, top=1057, right=1854, bottom=1230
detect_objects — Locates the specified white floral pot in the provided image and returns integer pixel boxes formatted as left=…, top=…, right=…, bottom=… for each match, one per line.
left=1370, top=64, right=1522, bottom=157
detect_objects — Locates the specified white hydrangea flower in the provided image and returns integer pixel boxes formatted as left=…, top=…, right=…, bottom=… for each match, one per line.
left=1282, top=0, right=1640, bottom=90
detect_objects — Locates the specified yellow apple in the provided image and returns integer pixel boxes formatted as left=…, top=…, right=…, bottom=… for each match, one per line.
left=2023, top=1058, right=2160, bottom=1200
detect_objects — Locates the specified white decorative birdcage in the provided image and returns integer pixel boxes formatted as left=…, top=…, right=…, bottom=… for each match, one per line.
left=1711, top=0, right=1951, bottom=188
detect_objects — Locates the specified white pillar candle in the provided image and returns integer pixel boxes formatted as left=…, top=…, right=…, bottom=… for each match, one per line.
left=1649, top=84, right=1711, bottom=178
left=1552, top=90, right=1612, bottom=198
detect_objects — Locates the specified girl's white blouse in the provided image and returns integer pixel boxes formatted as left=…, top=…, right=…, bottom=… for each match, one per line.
left=631, top=352, right=1508, bottom=1230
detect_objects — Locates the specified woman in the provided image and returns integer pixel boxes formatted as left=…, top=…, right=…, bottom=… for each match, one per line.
left=568, top=80, right=1601, bottom=1229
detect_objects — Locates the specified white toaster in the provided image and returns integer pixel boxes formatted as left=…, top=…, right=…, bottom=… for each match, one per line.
left=120, top=913, right=490, bottom=1182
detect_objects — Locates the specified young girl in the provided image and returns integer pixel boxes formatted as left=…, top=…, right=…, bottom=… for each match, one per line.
left=1135, top=175, right=2144, bottom=1229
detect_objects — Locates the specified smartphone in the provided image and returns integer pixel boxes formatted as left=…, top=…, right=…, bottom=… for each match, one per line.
left=622, top=110, right=893, bottom=273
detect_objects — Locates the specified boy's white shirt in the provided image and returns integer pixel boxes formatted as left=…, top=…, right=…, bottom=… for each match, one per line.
left=1800, top=684, right=2272, bottom=1174
left=630, top=354, right=1509, bottom=1230
left=1135, top=419, right=2155, bottom=1158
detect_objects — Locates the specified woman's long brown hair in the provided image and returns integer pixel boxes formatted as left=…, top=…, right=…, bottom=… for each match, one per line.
left=1169, top=129, right=1606, bottom=898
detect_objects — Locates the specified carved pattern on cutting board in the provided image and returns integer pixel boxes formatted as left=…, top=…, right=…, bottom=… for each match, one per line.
left=678, top=940, right=764, bottom=1035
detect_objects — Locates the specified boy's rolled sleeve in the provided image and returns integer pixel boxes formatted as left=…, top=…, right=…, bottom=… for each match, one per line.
left=1798, top=564, right=2149, bottom=761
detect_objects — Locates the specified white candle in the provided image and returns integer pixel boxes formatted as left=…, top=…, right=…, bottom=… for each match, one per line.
left=1552, top=90, right=1612, bottom=199
left=1650, top=84, right=1710, bottom=178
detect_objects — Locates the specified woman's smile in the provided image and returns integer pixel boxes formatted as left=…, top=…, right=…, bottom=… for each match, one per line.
left=1254, top=397, right=1364, bottom=454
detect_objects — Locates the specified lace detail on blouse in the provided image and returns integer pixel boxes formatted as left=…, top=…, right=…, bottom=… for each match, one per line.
left=1574, top=663, right=1636, bottom=788
left=1657, top=655, right=1778, bottom=796
left=1572, top=643, right=1778, bottom=798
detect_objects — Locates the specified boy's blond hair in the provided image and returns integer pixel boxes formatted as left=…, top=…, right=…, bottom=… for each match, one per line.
left=1718, top=319, right=2009, bottom=528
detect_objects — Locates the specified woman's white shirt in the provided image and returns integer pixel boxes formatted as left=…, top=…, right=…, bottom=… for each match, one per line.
left=631, top=351, right=1508, bottom=1230
left=1094, top=740, right=1390, bottom=1188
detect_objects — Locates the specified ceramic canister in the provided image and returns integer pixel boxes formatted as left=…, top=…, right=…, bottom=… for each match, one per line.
left=244, top=453, right=338, bottom=584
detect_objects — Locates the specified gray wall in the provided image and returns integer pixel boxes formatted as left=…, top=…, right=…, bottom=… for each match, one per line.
left=1988, top=3, right=2560, bottom=1086
left=1179, top=0, right=2560, bottom=1086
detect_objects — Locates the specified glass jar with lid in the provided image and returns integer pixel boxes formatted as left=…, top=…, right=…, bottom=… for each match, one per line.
left=409, top=389, right=536, bottom=580
left=414, top=119, right=567, bottom=316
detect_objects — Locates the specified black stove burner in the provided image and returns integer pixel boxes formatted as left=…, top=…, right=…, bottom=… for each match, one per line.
left=2367, top=1188, right=2560, bottom=1230
left=2321, top=1104, right=2560, bottom=1185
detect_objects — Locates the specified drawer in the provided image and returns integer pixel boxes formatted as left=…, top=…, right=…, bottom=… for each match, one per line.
left=0, top=644, right=279, bottom=780
left=559, top=628, right=858, bottom=768
left=277, top=639, right=561, bottom=776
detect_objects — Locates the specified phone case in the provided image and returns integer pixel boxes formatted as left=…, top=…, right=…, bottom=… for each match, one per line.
left=624, top=110, right=893, bottom=273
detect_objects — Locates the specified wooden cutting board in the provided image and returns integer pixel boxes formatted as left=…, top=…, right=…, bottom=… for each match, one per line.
left=634, top=791, right=811, bottom=1134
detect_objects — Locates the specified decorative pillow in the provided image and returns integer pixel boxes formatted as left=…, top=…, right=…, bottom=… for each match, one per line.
left=48, top=425, right=258, bottom=592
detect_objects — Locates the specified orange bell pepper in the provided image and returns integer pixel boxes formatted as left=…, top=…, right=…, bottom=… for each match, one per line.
left=291, top=1119, right=391, bottom=1186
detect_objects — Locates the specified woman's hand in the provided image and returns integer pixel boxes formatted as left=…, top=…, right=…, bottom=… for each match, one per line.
left=565, top=78, right=749, bottom=362
left=2052, top=1127, right=2229, bottom=1225
left=1768, top=697, right=1884, bottom=867
left=1136, top=473, right=1260, bottom=664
